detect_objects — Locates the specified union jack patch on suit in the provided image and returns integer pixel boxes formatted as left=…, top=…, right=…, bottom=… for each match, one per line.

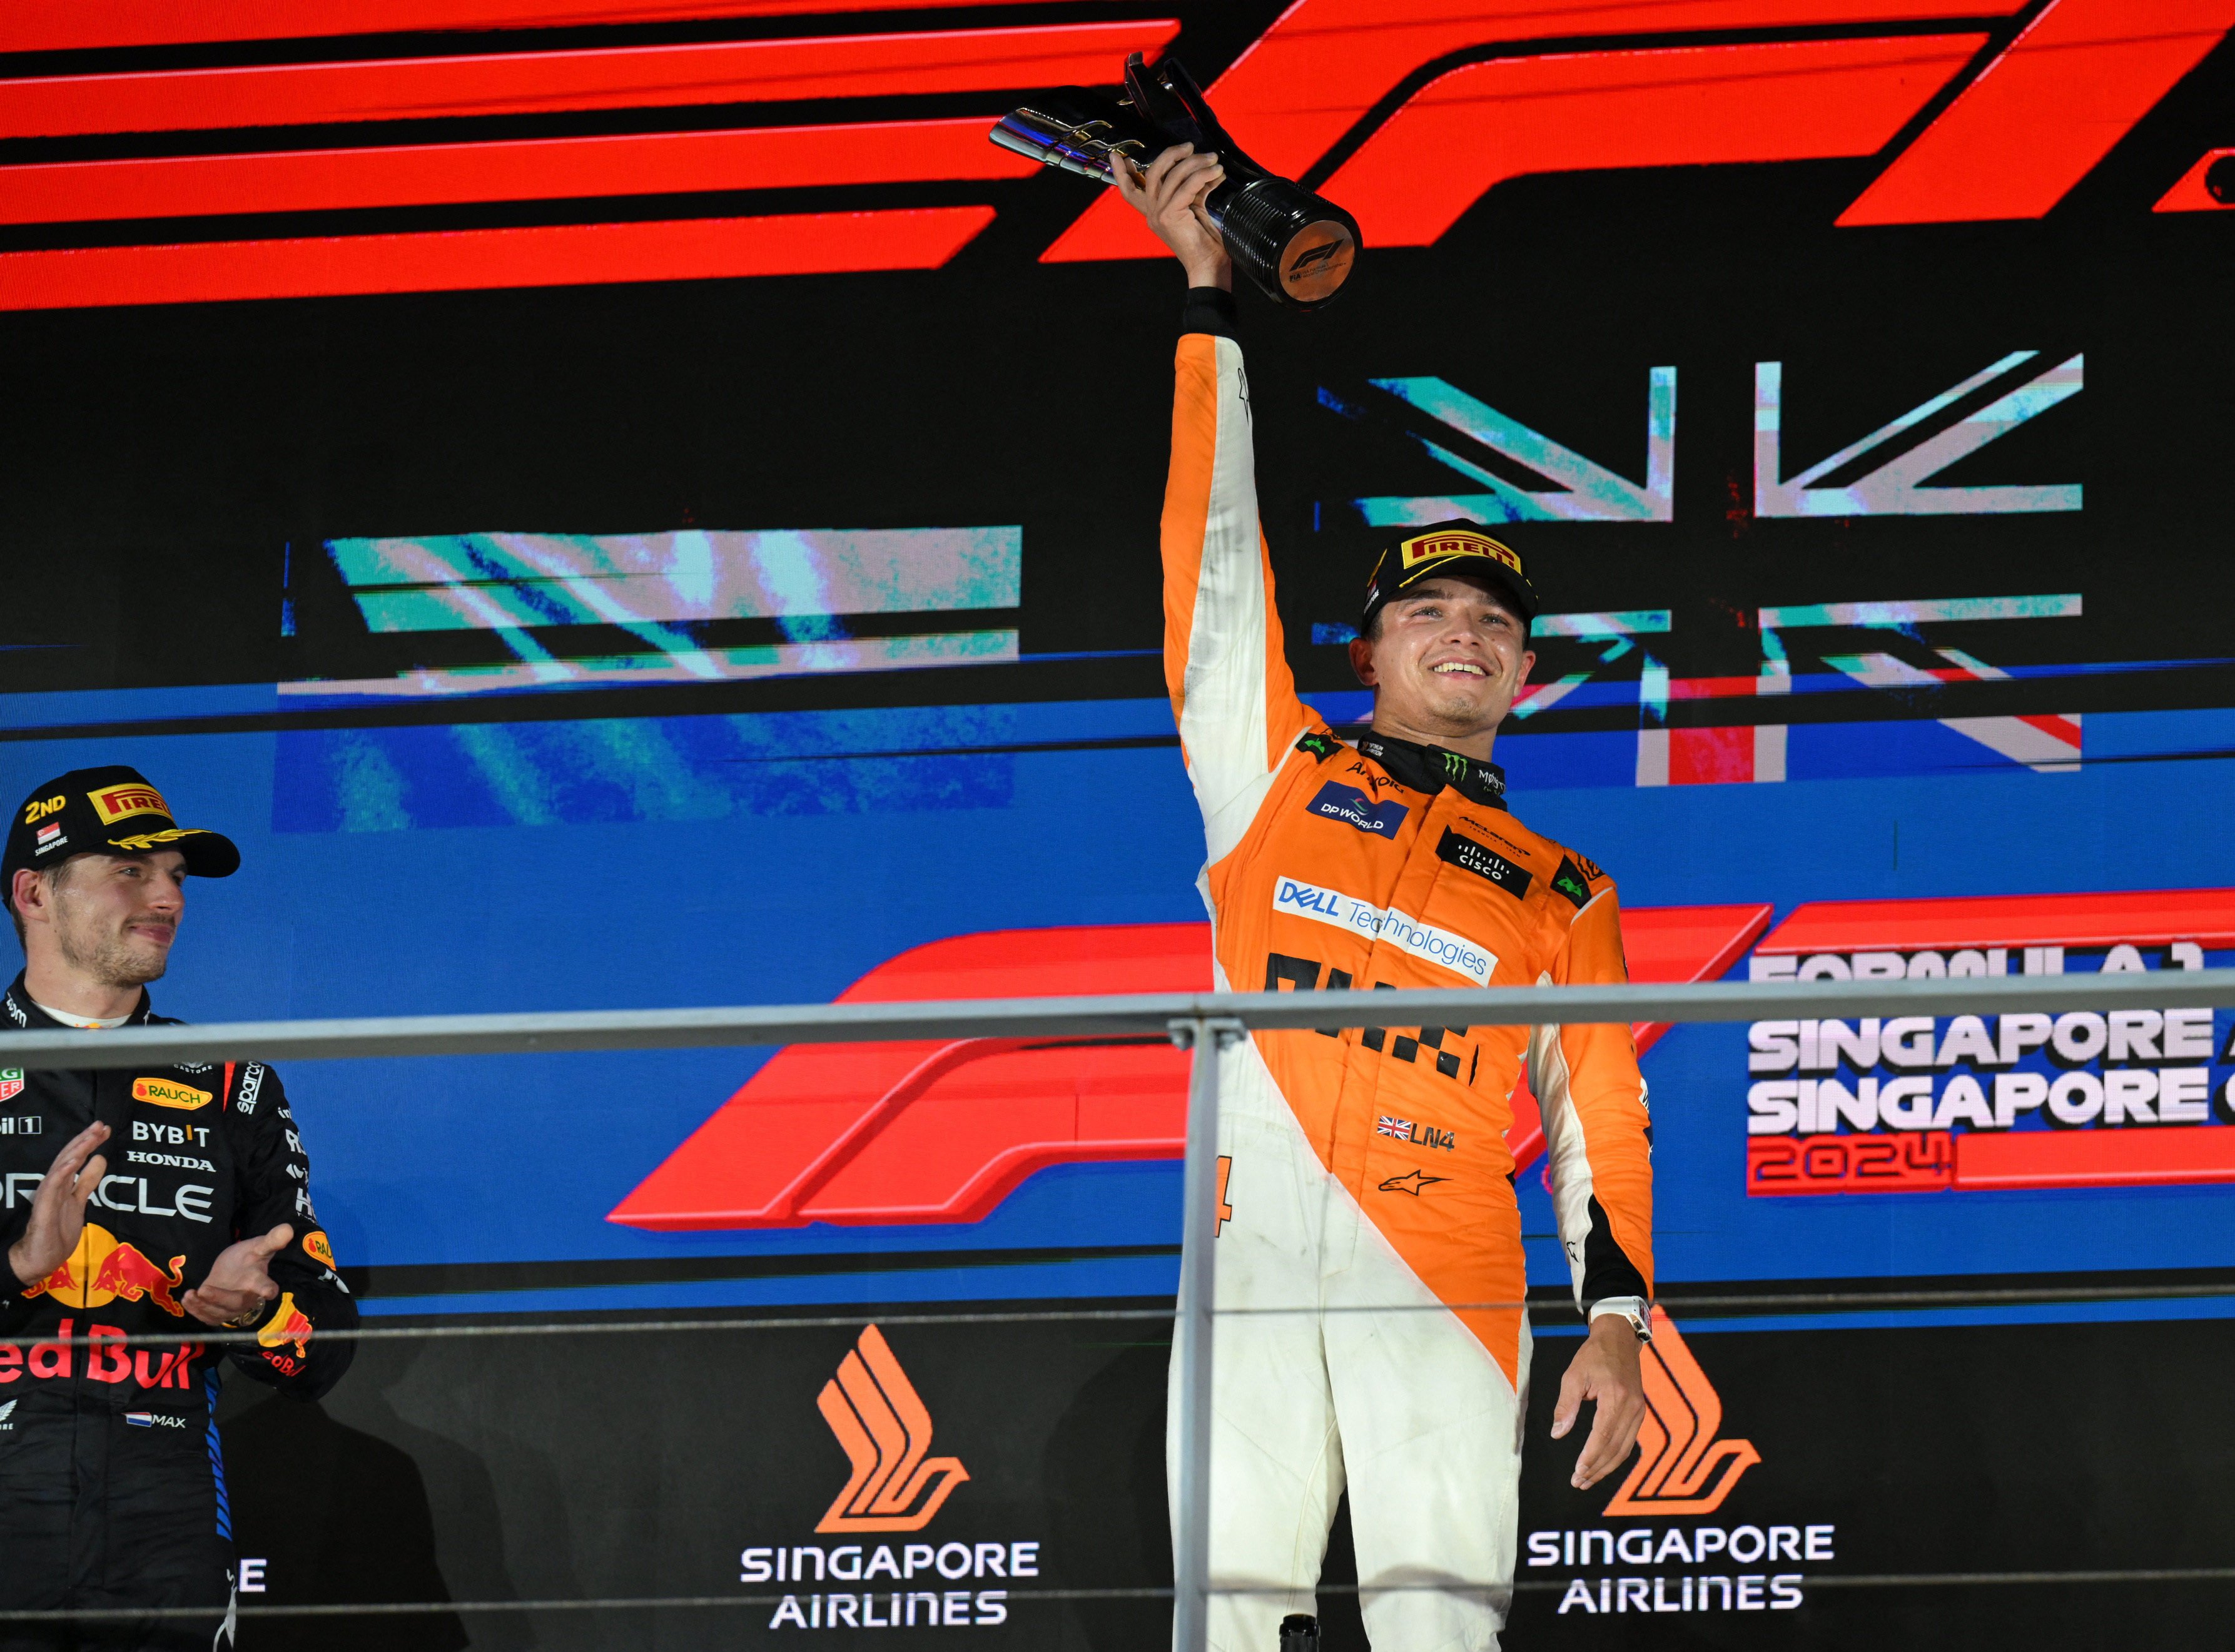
left=1376, top=1115, right=1412, bottom=1140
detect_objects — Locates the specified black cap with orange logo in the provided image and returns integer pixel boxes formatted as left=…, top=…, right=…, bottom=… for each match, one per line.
left=3, top=766, right=241, bottom=913
left=1359, top=519, right=1539, bottom=634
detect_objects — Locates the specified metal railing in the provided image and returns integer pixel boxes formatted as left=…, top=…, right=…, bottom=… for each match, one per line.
left=6, top=964, right=2233, bottom=1645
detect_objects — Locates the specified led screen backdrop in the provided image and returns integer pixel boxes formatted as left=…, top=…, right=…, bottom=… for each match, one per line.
left=1, top=0, right=2232, bottom=1645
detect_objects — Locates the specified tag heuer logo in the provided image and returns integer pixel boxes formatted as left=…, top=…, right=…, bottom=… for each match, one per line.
left=0, top=1070, right=22, bottom=1104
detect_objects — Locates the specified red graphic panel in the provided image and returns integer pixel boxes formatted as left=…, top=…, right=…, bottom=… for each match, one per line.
left=1837, top=0, right=2235, bottom=224
left=0, top=0, right=1067, bottom=55
left=1040, top=0, right=2006, bottom=263
left=1954, top=1126, right=2235, bottom=1190
left=0, top=119, right=1036, bottom=227
left=2155, top=148, right=2235, bottom=211
left=0, top=21, right=1176, bottom=141
left=0, top=208, right=995, bottom=312
left=1755, top=887, right=2235, bottom=954
left=609, top=904, right=1771, bottom=1231
left=1319, top=35, right=1981, bottom=246
left=610, top=923, right=1209, bottom=1232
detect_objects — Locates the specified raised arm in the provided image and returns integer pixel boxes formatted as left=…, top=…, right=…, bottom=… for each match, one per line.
left=1117, top=145, right=1314, bottom=861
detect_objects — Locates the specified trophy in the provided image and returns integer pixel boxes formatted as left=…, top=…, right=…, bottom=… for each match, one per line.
left=990, top=52, right=1361, bottom=310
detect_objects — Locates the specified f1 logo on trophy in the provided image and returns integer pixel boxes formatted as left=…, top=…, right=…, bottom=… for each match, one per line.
left=990, top=52, right=1362, bottom=308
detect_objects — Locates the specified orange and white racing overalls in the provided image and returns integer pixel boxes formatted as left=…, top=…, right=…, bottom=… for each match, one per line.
left=1160, top=291, right=1654, bottom=1652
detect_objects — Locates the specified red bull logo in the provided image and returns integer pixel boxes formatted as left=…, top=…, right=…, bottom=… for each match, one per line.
left=19, top=1223, right=186, bottom=1316
left=256, top=1292, right=314, bottom=1360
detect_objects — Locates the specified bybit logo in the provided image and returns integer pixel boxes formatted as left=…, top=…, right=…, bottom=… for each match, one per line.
left=1602, top=1309, right=1760, bottom=1516
left=815, top=1325, right=970, bottom=1534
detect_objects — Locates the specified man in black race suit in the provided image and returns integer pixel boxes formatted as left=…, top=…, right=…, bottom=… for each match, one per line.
left=0, top=766, right=356, bottom=1650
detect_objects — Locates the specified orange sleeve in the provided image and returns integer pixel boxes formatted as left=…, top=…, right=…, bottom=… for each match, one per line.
left=1162, top=332, right=1311, bottom=861
left=1529, top=871, right=1656, bottom=1311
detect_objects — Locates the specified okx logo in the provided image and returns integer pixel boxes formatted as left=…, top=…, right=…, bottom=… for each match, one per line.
left=816, top=1325, right=970, bottom=1534
left=1602, top=1309, right=1759, bottom=1516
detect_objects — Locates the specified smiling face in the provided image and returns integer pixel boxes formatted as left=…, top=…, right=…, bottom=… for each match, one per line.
left=17, top=850, right=187, bottom=990
left=1347, top=573, right=1536, bottom=756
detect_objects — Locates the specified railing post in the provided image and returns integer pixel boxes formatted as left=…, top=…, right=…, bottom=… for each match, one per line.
left=1170, top=1015, right=1241, bottom=1652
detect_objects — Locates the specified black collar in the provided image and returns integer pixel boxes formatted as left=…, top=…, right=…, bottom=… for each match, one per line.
left=1353, top=732, right=1509, bottom=809
left=3, top=972, right=155, bottom=1031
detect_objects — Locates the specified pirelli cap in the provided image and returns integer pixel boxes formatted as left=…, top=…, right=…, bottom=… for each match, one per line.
left=1359, top=519, right=1539, bottom=632
left=3, top=766, right=240, bottom=912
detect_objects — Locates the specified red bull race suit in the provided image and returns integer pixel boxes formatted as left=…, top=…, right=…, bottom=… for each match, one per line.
left=1159, top=289, right=1654, bottom=1651
left=0, top=975, right=356, bottom=1649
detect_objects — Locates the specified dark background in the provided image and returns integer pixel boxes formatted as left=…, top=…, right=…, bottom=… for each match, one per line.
left=8, top=0, right=2233, bottom=1643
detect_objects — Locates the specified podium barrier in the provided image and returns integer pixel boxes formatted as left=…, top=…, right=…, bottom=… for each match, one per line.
left=6, top=965, right=2234, bottom=1642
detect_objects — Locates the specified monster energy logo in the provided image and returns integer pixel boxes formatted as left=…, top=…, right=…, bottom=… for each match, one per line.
left=1551, top=856, right=1594, bottom=908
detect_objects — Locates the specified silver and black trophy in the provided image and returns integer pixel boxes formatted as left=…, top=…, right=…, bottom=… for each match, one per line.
left=990, top=51, right=1361, bottom=310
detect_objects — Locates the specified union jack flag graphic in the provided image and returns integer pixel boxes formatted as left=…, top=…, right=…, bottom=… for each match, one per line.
left=1376, top=1115, right=1413, bottom=1141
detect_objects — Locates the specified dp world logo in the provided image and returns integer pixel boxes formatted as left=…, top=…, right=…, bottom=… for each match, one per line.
left=815, top=1325, right=970, bottom=1534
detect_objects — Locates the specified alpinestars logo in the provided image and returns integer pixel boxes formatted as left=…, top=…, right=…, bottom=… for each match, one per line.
left=816, top=1325, right=970, bottom=1534
left=0, top=1398, right=16, bottom=1430
left=1603, top=1309, right=1760, bottom=1516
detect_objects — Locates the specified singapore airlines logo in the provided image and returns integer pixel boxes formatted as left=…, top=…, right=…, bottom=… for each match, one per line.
left=814, top=1325, right=970, bottom=1534
left=1601, top=1309, right=1760, bottom=1516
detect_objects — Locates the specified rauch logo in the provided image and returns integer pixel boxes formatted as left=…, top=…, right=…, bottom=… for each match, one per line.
left=1528, top=1310, right=1838, bottom=1617
left=746, top=1324, right=1038, bottom=1632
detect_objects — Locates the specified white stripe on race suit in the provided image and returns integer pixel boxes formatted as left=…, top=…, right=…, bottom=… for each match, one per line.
left=1272, top=875, right=1497, bottom=988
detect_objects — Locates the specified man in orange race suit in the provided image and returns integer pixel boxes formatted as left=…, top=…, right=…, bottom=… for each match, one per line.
left=1110, top=148, right=1654, bottom=1651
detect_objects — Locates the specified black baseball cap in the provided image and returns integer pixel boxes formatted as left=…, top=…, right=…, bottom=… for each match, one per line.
left=3, top=766, right=240, bottom=913
left=1359, top=519, right=1539, bottom=633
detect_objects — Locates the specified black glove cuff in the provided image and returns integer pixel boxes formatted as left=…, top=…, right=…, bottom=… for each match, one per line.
left=1179, top=285, right=1238, bottom=340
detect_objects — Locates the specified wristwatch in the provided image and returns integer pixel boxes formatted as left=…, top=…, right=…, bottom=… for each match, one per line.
left=1588, top=1297, right=1653, bottom=1342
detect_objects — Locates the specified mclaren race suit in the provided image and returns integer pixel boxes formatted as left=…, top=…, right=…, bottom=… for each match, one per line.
left=1161, top=292, right=1654, bottom=1652
left=0, top=975, right=356, bottom=1650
